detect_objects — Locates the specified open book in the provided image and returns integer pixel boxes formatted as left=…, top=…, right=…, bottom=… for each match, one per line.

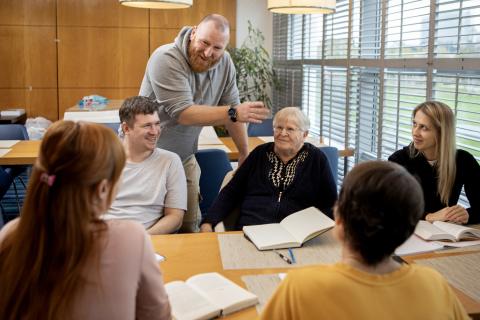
left=165, top=272, right=258, bottom=320
left=242, top=207, right=335, bottom=250
left=415, top=220, right=480, bottom=242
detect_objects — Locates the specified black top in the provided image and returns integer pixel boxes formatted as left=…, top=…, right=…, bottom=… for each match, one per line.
left=389, top=146, right=480, bottom=223
left=202, top=142, right=338, bottom=230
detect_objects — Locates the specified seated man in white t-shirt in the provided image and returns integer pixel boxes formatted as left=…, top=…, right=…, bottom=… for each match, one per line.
left=103, top=96, right=187, bottom=234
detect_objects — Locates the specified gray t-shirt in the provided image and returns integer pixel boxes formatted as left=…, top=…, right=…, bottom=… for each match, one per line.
left=104, top=148, right=187, bottom=228
left=139, top=26, right=240, bottom=161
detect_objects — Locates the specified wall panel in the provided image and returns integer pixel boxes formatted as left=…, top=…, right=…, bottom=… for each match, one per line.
left=58, top=27, right=148, bottom=88
left=0, top=0, right=237, bottom=121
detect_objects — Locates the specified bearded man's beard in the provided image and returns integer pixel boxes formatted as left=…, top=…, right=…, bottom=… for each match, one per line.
left=188, top=44, right=222, bottom=73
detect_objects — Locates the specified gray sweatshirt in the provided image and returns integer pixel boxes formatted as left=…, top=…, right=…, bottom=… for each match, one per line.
left=139, top=26, right=240, bottom=161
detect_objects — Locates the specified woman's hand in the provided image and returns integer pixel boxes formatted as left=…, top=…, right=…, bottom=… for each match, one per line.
left=200, top=223, right=213, bottom=232
left=425, top=205, right=469, bottom=224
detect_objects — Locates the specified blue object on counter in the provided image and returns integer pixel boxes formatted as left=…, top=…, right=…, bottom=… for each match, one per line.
left=78, top=95, right=109, bottom=110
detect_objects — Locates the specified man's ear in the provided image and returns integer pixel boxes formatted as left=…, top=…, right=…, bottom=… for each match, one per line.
left=121, top=122, right=130, bottom=135
left=190, top=26, right=197, bottom=41
left=303, top=130, right=308, bottom=139
left=333, top=204, right=344, bottom=240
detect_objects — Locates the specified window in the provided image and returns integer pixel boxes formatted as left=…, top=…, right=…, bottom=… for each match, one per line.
left=272, top=0, right=480, bottom=191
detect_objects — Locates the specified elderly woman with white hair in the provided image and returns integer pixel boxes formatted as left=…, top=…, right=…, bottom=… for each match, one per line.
left=200, top=107, right=337, bottom=232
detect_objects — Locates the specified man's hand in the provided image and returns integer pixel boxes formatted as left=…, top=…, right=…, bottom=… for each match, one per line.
left=200, top=223, right=214, bottom=232
left=235, top=102, right=270, bottom=123
left=425, top=205, right=469, bottom=224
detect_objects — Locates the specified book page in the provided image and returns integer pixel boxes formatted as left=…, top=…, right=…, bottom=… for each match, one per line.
left=280, top=207, right=335, bottom=243
left=414, top=220, right=455, bottom=241
left=164, top=281, right=220, bottom=320
left=395, top=234, right=444, bottom=256
left=243, top=223, right=298, bottom=250
left=187, top=272, right=258, bottom=316
left=433, top=221, right=480, bottom=240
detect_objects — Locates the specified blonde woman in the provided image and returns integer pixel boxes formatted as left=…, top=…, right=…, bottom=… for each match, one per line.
left=389, top=101, right=480, bottom=224
left=0, top=121, right=171, bottom=320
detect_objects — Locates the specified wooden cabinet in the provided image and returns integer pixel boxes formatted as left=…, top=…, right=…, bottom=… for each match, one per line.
left=0, top=0, right=237, bottom=121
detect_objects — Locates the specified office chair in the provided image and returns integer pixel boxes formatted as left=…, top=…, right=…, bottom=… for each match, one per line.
left=318, top=146, right=338, bottom=186
left=247, top=118, right=274, bottom=136
left=0, top=124, right=29, bottom=212
left=195, top=149, right=233, bottom=217
left=103, top=122, right=120, bottom=133
left=0, top=167, right=15, bottom=228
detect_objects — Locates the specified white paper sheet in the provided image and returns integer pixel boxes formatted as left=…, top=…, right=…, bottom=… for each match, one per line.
left=63, top=110, right=120, bottom=123
left=0, top=140, right=19, bottom=148
left=395, top=234, right=444, bottom=256
left=197, top=144, right=231, bottom=152
left=0, top=148, right=12, bottom=157
left=199, top=126, right=222, bottom=145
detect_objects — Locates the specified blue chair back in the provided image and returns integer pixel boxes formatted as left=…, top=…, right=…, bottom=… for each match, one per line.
left=247, top=118, right=274, bottom=136
left=0, top=124, right=29, bottom=140
left=0, top=167, right=15, bottom=228
left=195, top=149, right=233, bottom=217
left=319, top=146, right=338, bottom=185
left=103, top=122, right=120, bottom=133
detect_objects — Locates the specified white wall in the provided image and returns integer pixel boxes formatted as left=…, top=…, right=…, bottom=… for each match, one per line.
left=236, top=0, right=273, bottom=54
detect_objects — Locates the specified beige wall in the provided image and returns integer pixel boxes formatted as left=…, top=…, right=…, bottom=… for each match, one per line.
left=0, top=0, right=236, bottom=121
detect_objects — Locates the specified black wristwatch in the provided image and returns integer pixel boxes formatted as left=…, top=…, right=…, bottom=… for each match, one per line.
left=228, top=106, right=237, bottom=122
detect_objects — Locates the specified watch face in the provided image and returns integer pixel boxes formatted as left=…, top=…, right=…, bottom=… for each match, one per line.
left=228, top=107, right=237, bottom=122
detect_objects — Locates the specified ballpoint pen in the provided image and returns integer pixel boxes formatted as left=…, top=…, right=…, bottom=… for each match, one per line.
left=273, top=250, right=292, bottom=264
left=287, top=248, right=296, bottom=264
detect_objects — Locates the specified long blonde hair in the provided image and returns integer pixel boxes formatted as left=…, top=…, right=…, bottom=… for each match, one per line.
left=409, top=101, right=456, bottom=204
left=0, top=121, right=126, bottom=320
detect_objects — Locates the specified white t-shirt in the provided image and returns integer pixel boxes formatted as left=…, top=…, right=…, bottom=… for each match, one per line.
left=104, top=148, right=187, bottom=228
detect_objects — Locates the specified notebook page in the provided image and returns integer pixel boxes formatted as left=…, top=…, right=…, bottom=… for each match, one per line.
left=187, top=273, right=257, bottom=315
left=165, top=281, right=219, bottom=320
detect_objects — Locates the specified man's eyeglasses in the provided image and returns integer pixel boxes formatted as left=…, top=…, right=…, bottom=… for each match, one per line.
left=273, top=126, right=303, bottom=135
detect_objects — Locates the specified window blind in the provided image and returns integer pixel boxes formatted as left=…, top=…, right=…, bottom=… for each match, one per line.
left=272, top=0, right=480, bottom=184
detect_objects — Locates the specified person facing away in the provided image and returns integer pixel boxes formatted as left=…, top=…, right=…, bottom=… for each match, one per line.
left=389, top=101, right=480, bottom=224
left=200, top=107, right=337, bottom=232
left=139, top=13, right=270, bottom=232
left=260, top=161, right=469, bottom=320
left=103, top=96, right=187, bottom=234
left=0, top=121, right=171, bottom=320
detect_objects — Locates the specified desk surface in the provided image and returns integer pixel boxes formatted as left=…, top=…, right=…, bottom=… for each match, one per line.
left=0, top=136, right=354, bottom=165
left=0, top=141, right=39, bottom=165
left=220, top=137, right=354, bottom=159
left=151, top=232, right=480, bottom=319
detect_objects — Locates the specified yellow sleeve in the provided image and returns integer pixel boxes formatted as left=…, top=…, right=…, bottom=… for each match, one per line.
left=258, top=275, right=297, bottom=320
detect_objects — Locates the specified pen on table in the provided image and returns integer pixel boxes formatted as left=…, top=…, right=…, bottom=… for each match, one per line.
left=287, top=248, right=296, bottom=264
left=273, top=250, right=292, bottom=264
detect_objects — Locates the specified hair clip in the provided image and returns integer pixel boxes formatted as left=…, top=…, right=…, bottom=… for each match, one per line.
left=40, top=172, right=56, bottom=187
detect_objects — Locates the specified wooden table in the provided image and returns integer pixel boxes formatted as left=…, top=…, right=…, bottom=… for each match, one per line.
left=0, top=135, right=354, bottom=165
left=403, top=249, right=480, bottom=319
left=0, top=140, right=40, bottom=165
left=151, top=232, right=288, bottom=320
left=151, top=232, right=480, bottom=319
left=219, top=137, right=355, bottom=160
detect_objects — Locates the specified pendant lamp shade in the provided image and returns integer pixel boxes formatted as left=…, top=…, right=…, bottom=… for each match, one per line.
left=268, top=0, right=335, bottom=14
left=119, top=0, right=192, bottom=9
